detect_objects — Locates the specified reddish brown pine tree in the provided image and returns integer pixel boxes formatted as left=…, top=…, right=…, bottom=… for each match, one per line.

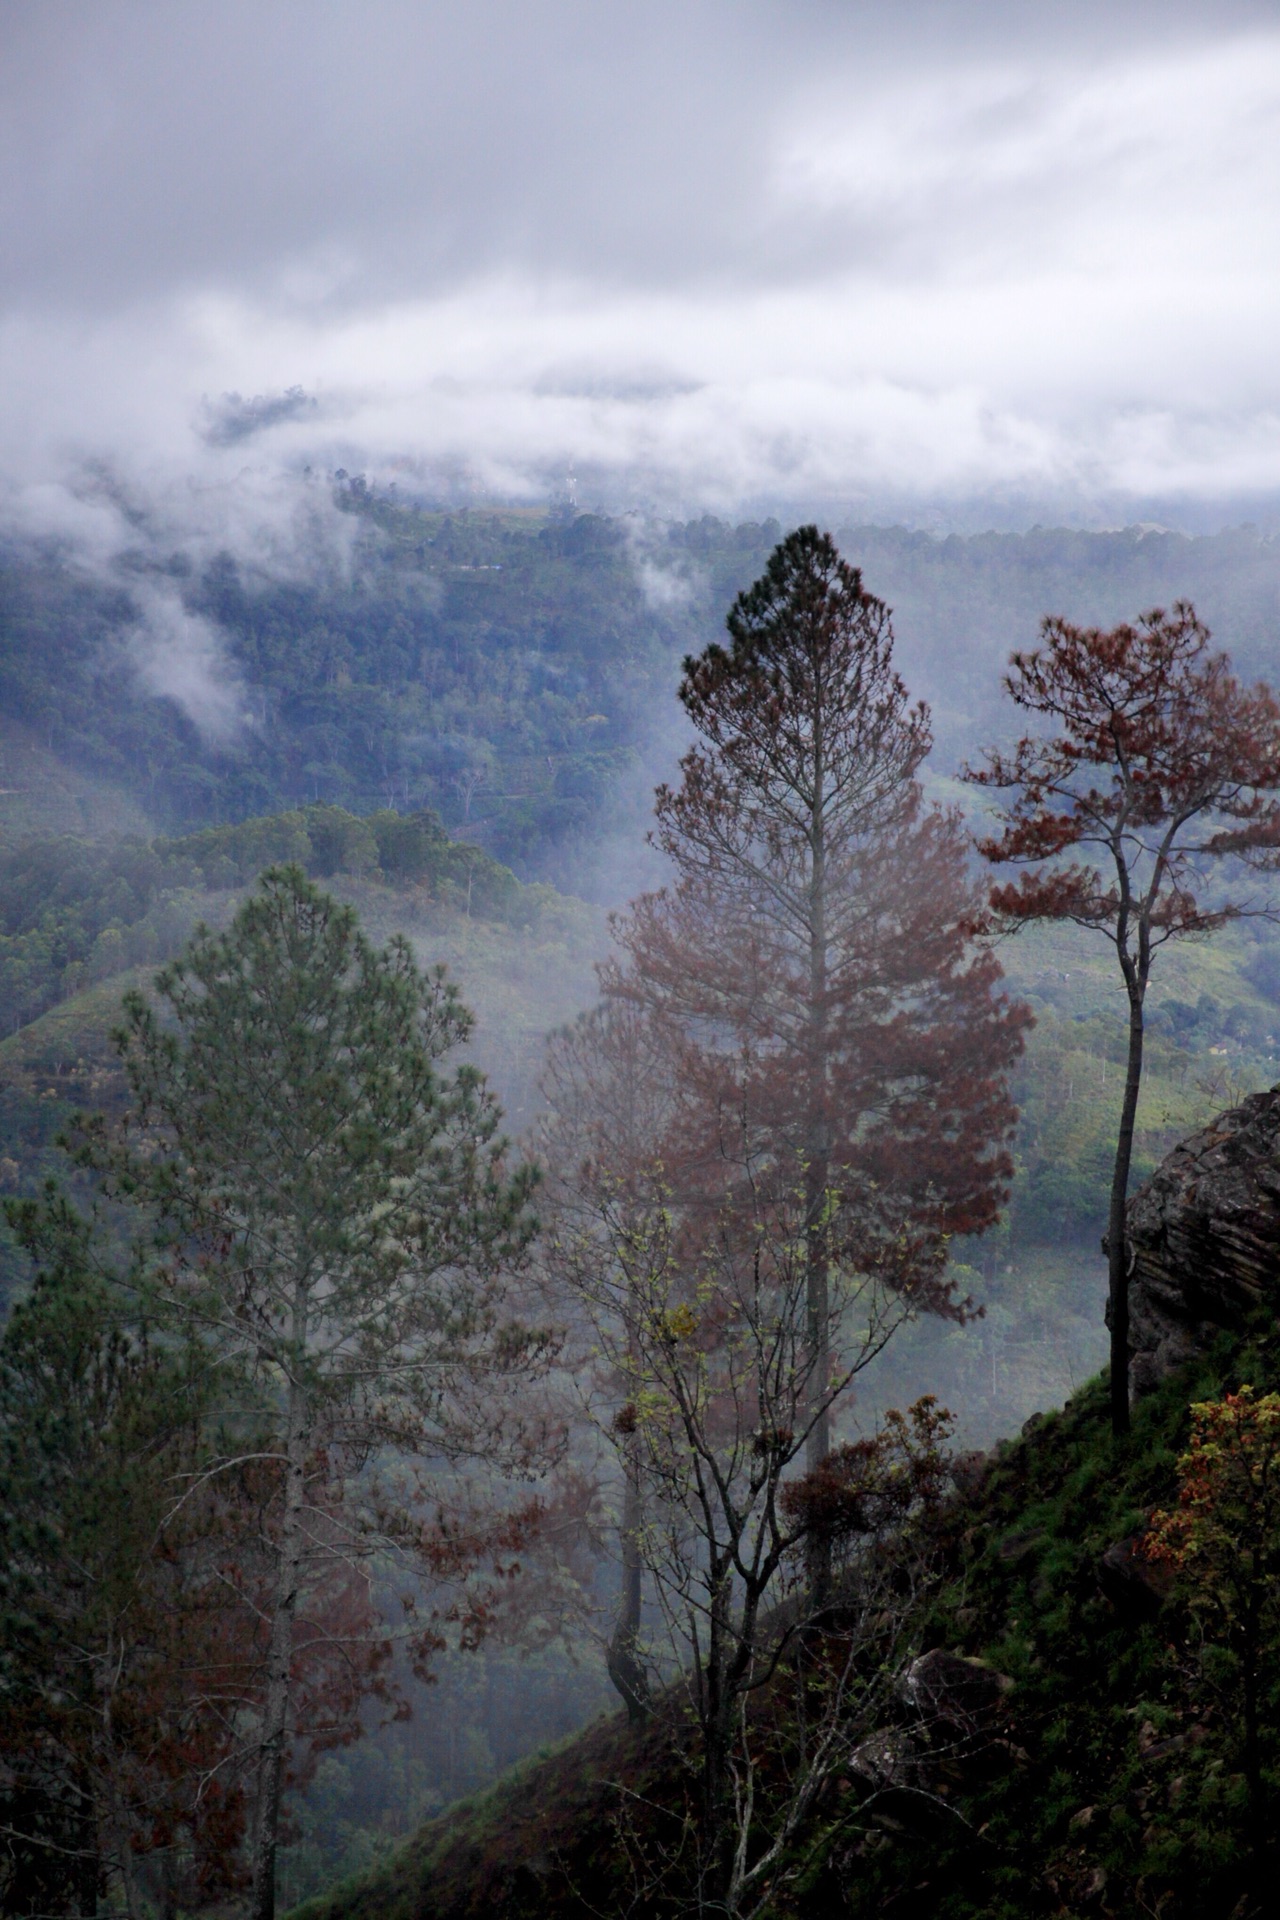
left=965, top=603, right=1280, bottom=1435
left=609, top=526, right=1030, bottom=1480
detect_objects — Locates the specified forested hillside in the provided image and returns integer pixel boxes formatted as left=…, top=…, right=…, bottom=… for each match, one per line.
left=0, top=498, right=783, bottom=888
left=5, top=497, right=1280, bottom=888
left=7, top=509, right=1280, bottom=1489
left=5, top=510, right=1280, bottom=1915
left=0, top=803, right=601, bottom=1303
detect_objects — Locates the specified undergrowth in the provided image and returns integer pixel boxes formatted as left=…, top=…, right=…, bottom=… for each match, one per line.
left=293, top=1325, right=1280, bottom=1919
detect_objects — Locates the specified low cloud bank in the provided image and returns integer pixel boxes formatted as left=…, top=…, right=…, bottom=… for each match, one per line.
left=3, top=13, right=1280, bottom=532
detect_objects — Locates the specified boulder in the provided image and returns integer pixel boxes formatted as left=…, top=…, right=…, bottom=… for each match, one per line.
left=847, top=1729, right=919, bottom=1791
left=1096, top=1530, right=1174, bottom=1622
left=901, top=1650, right=1012, bottom=1736
left=1115, top=1085, right=1280, bottom=1394
left=949, top=1449, right=990, bottom=1499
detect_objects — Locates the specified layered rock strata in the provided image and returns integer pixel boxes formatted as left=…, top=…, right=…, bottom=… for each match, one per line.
left=1121, top=1085, right=1280, bottom=1394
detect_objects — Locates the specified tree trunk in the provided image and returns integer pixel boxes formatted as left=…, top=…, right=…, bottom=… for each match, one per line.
left=700, top=1563, right=772, bottom=1920
left=1242, top=1576, right=1262, bottom=1847
left=805, top=727, right=831, bottom=1598
left=803, top=1158, right=830, bottom=1478
left=73, top=1762, right=101, bottom=1919
left=104, top=1775, right=140, bottom=1920
left=606, top=1443, right=649, bottom=1723
left=102, top=1668, right=141, bottom=1920
left=699, top=1565, right=741, bottom=1919
left=803, top=1151, right=832, bottom=1605
left=1243, top=1652, right=1261, bottom=1840
left=702, top=1736, right=738, bottom=1918
left=1105, top=988, right=1145, bottom=1438
left=250, top=1362, right=310, bottom=1920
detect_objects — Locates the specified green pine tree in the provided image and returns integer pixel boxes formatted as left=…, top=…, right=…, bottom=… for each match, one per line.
left=0, top=1196, right=228, bottom=1917
left=80, top=864, right=544, bottom=1920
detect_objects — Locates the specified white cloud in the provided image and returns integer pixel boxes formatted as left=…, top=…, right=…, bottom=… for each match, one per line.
left=128, top=588, right=248, bottom=745
left=3, top=8, right=1280, bottom=525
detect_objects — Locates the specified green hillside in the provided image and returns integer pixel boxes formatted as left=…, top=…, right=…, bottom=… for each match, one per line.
left=6, top=508, right=1280, bottom=887
left=0, top=804, right=605, bottom=1310
left=290, top=1331, right=1279, bottom=1920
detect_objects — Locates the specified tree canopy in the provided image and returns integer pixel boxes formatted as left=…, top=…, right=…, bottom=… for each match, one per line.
left=967, top=603, right=1280, bottom=1432
left=610, top=527, right=1029, bottom=1469
left=79, top=865, right=547, bottom=1920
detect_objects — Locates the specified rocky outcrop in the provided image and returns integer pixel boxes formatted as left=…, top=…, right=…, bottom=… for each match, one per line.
left=1096, top=1531, right=1174, bottom=1621
left=948, top=1449, right=991, bottom=1499
left=900, top=1651, right=1012, bottom=1736
left=1121, top=1085, right=1280, bottom=1394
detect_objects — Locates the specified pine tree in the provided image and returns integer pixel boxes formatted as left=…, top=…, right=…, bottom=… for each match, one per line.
left=0, top=1198, right=253, bottom=1917
left=610, top=527, right=1028, bottom=1480
left=80, top=865, right=544, bottom=1920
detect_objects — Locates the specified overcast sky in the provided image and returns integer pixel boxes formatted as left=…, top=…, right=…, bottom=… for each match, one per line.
left=3, top=0, right=1280, bottom=530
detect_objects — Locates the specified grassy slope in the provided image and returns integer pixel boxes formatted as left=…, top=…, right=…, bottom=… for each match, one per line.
left=294, top=1324, right=1278, bottom=1920
left=327, top=875, right=604, bottom=1128
left=0, top=878, right=603, bottom=1123
left=0, top=712, right=152, bottom=841
left=290, top=1710, right=687, bottom=1920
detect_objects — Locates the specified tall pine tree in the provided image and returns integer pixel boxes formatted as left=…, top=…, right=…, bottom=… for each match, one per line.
left=610, top=527, right=1029, bottom=1480
left=81, top=866, right=544, bottom=1920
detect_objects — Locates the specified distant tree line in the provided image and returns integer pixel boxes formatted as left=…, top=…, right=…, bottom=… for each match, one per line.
left=0, top=805, right=538, bottom=1037
left=6, top=496, right=1280, bottom=884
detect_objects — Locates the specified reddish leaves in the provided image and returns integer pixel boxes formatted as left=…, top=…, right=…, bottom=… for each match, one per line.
left=968, top=603, right=1280, bottom=944
left=780, top=1396, right=955, bottom=1554
left=967, top=603, right=1280, bottom=1432
left=611, top=526, right=1029, bottom=1306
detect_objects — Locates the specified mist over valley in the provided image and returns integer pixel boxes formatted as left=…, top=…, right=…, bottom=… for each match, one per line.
left=6, top=6, right=1280, bottom=1917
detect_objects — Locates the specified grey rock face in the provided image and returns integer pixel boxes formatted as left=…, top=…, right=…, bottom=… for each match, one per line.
left=900, top=1651, right=1012, bottom=1736
left=847, top=1729, right=919, bottom=1791
left=1120, top=1084, right=1280, bottom=1394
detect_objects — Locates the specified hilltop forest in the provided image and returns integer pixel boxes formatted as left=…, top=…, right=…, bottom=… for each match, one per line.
left=6, top=487, right=1280, bottom=878
left=4, top=497, right=1280, bottom=1916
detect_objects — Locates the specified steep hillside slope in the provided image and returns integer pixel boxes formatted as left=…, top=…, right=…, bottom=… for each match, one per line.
left=294, top=1090, right=1280, bottom=1920
left=294, top=1359, right=1277, bottom=1920
left=6, top=510, right=1280, bottom=885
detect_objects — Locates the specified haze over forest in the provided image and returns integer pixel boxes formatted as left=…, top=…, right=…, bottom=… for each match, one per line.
left=5, top=6, right=1280, bottom=1919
